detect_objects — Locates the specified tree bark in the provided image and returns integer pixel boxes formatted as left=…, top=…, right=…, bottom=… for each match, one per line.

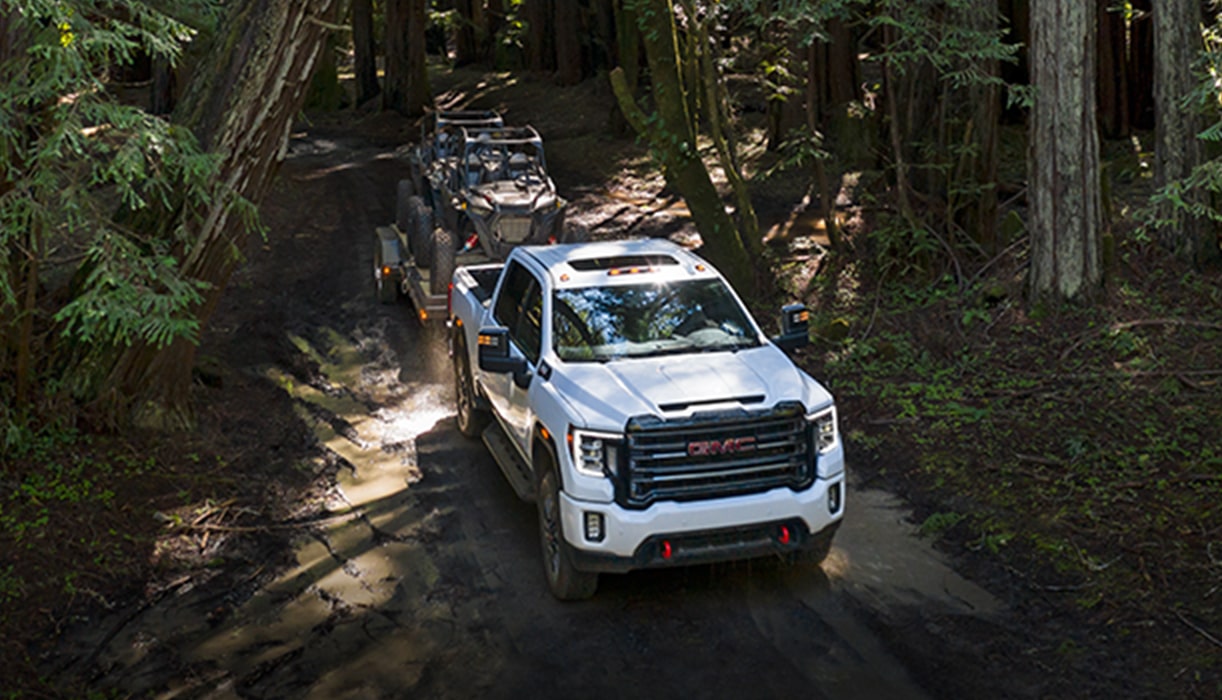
left=104, top=0, right=341, bottom=428
left=1128, top=0, right=1155, bottom=130
left=524, top=0, right=555, bottom=72
left=957, top=0, right=1002, bottom=254
left=554, top=0, right=583, bottom=85
left=384, top=0, right=430, bottom=116
left=352, top=0, right=381, bottom=104
left=1028, top=0, right=1102, bottom=302
left=454, top=0, right=486, bottom=66
left=1154, top=0, right=1218, bottom=266
left=1096, top=0, right=1129, bottom=139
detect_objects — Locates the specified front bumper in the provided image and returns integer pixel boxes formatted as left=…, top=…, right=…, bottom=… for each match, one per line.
left=559, top=476, right=845, bottom=574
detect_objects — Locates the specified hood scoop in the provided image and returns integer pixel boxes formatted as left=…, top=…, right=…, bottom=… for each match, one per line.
left=657, top=394, right=766, bottom=413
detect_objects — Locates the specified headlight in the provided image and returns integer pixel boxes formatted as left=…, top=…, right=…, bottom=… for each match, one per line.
left=807, top=406, right=838, bottom=455
left=570, top=428, right=622, bottom=478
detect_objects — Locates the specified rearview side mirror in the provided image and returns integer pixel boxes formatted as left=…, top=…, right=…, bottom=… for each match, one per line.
left=478, top=326, right=530, bottom=380
left=773, top=303, right=810, bottom=351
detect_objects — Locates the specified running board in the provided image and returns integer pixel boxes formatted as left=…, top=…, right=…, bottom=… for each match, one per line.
left=482, top=422, right=536, bottom=502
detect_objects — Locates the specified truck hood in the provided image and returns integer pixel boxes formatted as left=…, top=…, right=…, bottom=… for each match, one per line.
left=549, top=344, right=833, bottom=431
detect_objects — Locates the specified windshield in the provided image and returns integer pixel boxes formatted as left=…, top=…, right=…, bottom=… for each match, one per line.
left=552, top=279, right=760, bottom=362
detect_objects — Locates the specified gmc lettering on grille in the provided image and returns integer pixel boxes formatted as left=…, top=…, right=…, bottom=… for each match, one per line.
left=687, top=437, right=757, bottom=457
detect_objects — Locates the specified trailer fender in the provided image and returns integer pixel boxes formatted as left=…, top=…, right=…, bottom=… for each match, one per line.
left=376, top=226, right=406, bottom=268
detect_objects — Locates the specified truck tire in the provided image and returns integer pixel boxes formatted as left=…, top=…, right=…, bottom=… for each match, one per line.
left=430, top=226, right=456, bottom=296
left=536, top=457, right=598, bottom=601
left=561, top=222, right=590, bottom=243
left=395, top=180, right=414, bottom=232
left=408, top=196, right=433, bottom=267
left=452, top=336, right=490, bottom=438
left=374, top=236, right=398, bottom=304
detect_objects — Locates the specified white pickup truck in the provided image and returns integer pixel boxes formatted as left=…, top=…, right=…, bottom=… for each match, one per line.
left=447, top=238, right=845, bottom=599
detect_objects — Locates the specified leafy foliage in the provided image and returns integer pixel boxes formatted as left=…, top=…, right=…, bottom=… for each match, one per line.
left=0, top=0, right=221, bottom=420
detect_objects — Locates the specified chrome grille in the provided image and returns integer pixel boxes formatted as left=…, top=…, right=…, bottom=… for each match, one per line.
left=619, top=402, right=811, bottom=508
left=497, top=216, right=532, bottom=243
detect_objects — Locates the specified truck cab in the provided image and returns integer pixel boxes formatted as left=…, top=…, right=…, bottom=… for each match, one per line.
left=449, top=239, right=844, bottom=599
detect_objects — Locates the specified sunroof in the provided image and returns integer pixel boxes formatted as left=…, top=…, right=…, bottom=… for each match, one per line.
left=568, top=255, right=680, bottom=271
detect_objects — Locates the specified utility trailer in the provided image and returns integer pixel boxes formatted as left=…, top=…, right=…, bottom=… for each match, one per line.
left=373, top=224, right=490, bottom=323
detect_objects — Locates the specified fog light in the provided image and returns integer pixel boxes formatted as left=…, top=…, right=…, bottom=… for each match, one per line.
left=584, top=511, right=605, bottom=542
left=828, top=482, right=842, bottom=514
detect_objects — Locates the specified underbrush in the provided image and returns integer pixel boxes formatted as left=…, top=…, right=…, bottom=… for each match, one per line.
left=795, top=236, right=1222, bottom=694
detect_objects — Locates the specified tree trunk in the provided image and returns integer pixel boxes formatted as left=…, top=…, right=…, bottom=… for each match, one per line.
left=610, top=0, right=755, bottom=293
left=524, top=0, right=555, bottom=72
left=384, top=0, right=430, bottom=116
left=1028, top=0, right=1102, bottom=302
left=554, top=0, right=583, bottom=85
left=104, top=0, right=341, bottom=428
left=1154, top=0, right=1218, bottom=266
left=1128, top=0, right=1155, bottom=130
left=352, top=0, right=381, bottom=104
left=1096, top=0, right=1129, bottom=139
left=454, top=0, right=484, bottom=66
left=957, top=0, right=1002, bottom=254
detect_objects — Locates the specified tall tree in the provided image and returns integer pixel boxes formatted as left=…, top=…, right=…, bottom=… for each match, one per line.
left=1128, top=0, right=1155, bottom=130
left=384, top=0, right=430, bottom=116
left=1028, top=0, right=1102, bottom=302
left=610, top=0, right=757, bottom=292
left=1096, top=0, right=1130, bottom=138
left=1, top=1, right=222, bottom=420
left=1152, top=0, right=1219, bottom=266
left=105, top=0, right=341, bottom=427
left=352, top=0, right=380, bottom=105
left=554, top=0, right=583, bottom=85
left=454, top=0, right=488, bottom=66
left=523, top=0, right=555, bottom=72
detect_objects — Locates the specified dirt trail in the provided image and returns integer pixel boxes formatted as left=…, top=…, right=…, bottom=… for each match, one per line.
left=47, top=126, right=1047, bottom=699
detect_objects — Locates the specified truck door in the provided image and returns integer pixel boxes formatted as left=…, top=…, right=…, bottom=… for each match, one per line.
left=485, top=261, right=541, bottom=452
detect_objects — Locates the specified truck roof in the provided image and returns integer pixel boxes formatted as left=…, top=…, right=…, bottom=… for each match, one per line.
left=517, top=238, right=723, bottom=289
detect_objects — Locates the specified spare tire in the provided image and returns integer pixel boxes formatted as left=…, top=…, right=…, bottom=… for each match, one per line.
left=431, top=226, right=456, bottom=296
left=408, top=196, right=433, bottom=267
left=395, top=180, right=414, bottom=231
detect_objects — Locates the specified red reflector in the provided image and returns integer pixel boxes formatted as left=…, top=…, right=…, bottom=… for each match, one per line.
left=778, top=526, right=791, bottom=544
left=661, top=541, right=673, bottom=560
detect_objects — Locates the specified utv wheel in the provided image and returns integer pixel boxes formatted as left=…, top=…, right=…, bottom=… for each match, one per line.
left=430, top=226, right=456, bottom=296
left=537, top=461, right=598, bottom=601
left=453, top=336, right=490, bottom=438
left=395, top=180, right=414, bottom=232
left=408, top=196, right=433, bottom=267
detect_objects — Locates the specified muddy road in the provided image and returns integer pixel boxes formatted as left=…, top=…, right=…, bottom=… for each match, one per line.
left=52, top=128, right=1035, bottom=699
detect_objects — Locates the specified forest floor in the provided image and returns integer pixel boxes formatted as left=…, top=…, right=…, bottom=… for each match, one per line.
left=2, top=65, right=1221, bottom=698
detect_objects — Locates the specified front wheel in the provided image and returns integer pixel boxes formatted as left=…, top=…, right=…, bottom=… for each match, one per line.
left=453, top=336, right=490, bottom=438
left=537, top=463, right=598, bottom=600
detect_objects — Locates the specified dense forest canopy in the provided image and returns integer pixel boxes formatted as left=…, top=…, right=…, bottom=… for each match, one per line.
left=1, top=0, right=1219, bottom=429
